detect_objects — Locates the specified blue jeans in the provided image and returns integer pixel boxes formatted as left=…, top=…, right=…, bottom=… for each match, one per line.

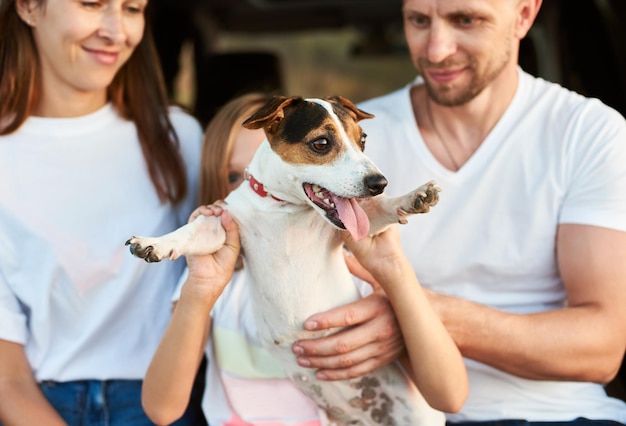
left=447, top=419, right=624, bottom=426
left=34, top=379, right=206, bottom=426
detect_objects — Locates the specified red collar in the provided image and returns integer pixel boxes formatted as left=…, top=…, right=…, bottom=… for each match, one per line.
left=248, top=173, right=284, bottom=202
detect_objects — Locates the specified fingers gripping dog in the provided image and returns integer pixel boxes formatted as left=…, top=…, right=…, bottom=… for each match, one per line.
left=126, top=95, right=442, bottom=425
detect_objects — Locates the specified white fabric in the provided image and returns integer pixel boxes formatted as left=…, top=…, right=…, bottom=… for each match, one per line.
left=173, top=269, right=373, bottom=425
left=174, top=269, right=327, bottom=425
left=0, top=104, right=203, bottom=381
left=357, top=69, right=626, bottom=422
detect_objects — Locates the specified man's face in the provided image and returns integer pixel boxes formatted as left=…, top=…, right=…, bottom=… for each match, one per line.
left=402, top=0, right=520, bottom=106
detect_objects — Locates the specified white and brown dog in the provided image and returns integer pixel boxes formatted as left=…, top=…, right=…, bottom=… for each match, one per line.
left=126, top=96, right=443, bottom=425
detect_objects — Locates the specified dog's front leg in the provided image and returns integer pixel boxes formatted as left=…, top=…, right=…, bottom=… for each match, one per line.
left=362, top=180, right=440, bottom=236
left=125, top=215, right=226, bottom=262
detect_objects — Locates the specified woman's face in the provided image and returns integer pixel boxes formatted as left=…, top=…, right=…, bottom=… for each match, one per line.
left=227, top=126, right=265, bottom=193
left=27, top=0, right=147, bottom=101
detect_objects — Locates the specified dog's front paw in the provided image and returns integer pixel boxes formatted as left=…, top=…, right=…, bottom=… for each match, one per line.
left=413, top=180, right=440, bottom=212
left=125, top=237, right=174, bottom=263
left=397, top=181, right=441, bottom=223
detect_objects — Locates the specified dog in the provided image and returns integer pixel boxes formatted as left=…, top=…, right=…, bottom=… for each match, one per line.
left=126, top=95, right=443, bottom=425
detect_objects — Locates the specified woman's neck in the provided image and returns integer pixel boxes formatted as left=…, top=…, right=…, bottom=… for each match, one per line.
left=34, top=89, right=108, bottom=118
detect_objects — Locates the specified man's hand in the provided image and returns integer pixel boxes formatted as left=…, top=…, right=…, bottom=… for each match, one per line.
left=291, top=288, right=404, bottom=381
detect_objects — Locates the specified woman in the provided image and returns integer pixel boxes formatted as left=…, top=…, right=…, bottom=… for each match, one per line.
left=142, top=93, right=467, bottom=425
left=0, top=0, right=204, bottom=424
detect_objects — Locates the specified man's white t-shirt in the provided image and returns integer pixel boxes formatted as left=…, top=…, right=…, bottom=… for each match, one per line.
left=358, top=68, right=626, bottom=422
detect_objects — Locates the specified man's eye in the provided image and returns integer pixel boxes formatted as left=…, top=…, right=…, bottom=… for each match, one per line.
left=455, top=16, right=480, bottom=28
left=405, top=13, right=430, bottom=28
left=414, top=16, right=429, bottom=26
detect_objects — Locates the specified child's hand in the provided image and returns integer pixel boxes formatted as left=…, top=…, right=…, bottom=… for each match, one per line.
left=184, top=203, right=240, bottom=299
left=343, top=224, right=407, bottom=282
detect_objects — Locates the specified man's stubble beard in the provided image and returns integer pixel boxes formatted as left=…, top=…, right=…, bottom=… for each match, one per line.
left=418, top=36, right=513, bottom=107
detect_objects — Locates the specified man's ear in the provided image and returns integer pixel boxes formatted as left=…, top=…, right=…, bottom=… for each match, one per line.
left=515, top=0, right=543, bottom=39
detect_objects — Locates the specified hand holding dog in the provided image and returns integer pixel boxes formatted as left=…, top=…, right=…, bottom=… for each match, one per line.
left=344, top=224, right=408, bottom=282
left=291, top=226, right=408, bottom=381
left=292, top=286, right=405, bottom=381
left=184, top=203, right=241, bottom=299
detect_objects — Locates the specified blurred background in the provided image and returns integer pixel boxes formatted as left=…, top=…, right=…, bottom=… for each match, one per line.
left=151, top=0, right=626, bottom=127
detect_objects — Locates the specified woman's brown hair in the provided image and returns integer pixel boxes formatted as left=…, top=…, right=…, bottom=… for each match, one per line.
left=199, top=92, right=273, bottom=204
left=0, top=0, right=188, bottom=204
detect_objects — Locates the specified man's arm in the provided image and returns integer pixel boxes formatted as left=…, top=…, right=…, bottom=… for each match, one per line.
left=429, top=223, right=626, bottom=382
left=0, top=340, right=67, bottom=426
left=293, top=223, right=626, bottom=383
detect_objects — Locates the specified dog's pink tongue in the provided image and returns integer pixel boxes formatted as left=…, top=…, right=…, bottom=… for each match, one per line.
left=334, top=196, right=370, bottom=241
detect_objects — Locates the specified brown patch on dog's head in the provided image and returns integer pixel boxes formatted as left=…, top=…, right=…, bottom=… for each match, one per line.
left=326, top=96, right=374, bottom=153
left=242, top=96, right=300, bottom=134
left=326, top=95, right=374, bottom=122
left=242, top=95, right=374, bottom=166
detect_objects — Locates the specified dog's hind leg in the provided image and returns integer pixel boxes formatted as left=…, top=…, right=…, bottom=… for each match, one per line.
left=125, top=215, right=226, bottom=262
left=361, top=180, right=440, bottom=236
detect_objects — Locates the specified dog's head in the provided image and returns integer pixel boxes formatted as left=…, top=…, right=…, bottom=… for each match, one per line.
left=242, top=95, right=387, bottom=240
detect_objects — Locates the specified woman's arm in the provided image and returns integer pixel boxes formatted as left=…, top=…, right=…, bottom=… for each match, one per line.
left=0, top=340, right=67, bottom=426
left=342, top=225, right=468, bottom=413
left=142, top=208, right=241, bottom=425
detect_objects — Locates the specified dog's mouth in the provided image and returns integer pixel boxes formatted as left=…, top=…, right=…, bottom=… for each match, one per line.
left=303, top=183, right=370, bottom=240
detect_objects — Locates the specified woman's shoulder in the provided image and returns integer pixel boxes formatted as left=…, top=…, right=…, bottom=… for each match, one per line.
left=168, top=106, right=203, bottom=139
left=167, top=106, right=204, bottom=167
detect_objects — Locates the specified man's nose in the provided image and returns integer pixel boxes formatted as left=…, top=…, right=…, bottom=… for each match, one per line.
left=426, top=21, right=457, bottom=64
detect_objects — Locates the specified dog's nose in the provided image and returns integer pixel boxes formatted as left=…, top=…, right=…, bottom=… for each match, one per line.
left=365, top=174, right=388, bottom=196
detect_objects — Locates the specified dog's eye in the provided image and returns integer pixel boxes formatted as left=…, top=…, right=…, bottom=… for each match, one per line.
left=359, top=133, right=367, bottom=150
left=310, top=138, right=330, bottom=153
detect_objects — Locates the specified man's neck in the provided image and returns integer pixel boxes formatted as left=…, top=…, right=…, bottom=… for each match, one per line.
left=412, top=65, right=520, bottom=171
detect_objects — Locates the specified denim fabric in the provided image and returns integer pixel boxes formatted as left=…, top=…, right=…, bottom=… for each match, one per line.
left=447, top=419, right=624, bottom=426
left=33, top=379, right=206, bottom=426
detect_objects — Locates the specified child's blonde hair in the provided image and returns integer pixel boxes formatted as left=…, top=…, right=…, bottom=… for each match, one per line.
left=199, top=92, right=273, bottom=204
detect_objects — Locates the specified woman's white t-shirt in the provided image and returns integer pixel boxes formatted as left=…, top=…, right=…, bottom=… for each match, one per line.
left=0, top=104, right=203, bottom=381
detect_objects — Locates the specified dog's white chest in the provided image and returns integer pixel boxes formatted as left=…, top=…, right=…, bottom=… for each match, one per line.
left=223, top=191, right=444, bottom=426
left=227, top=194, right=359, bottom=344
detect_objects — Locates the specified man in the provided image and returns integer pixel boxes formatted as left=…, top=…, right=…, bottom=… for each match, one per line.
left=293, top=0, right=626, bottom=423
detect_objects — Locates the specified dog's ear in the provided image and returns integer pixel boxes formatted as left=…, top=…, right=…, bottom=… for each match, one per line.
left=327, top=95, right=375, bottom=121
left=242, top=96, right=302, bottom=132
